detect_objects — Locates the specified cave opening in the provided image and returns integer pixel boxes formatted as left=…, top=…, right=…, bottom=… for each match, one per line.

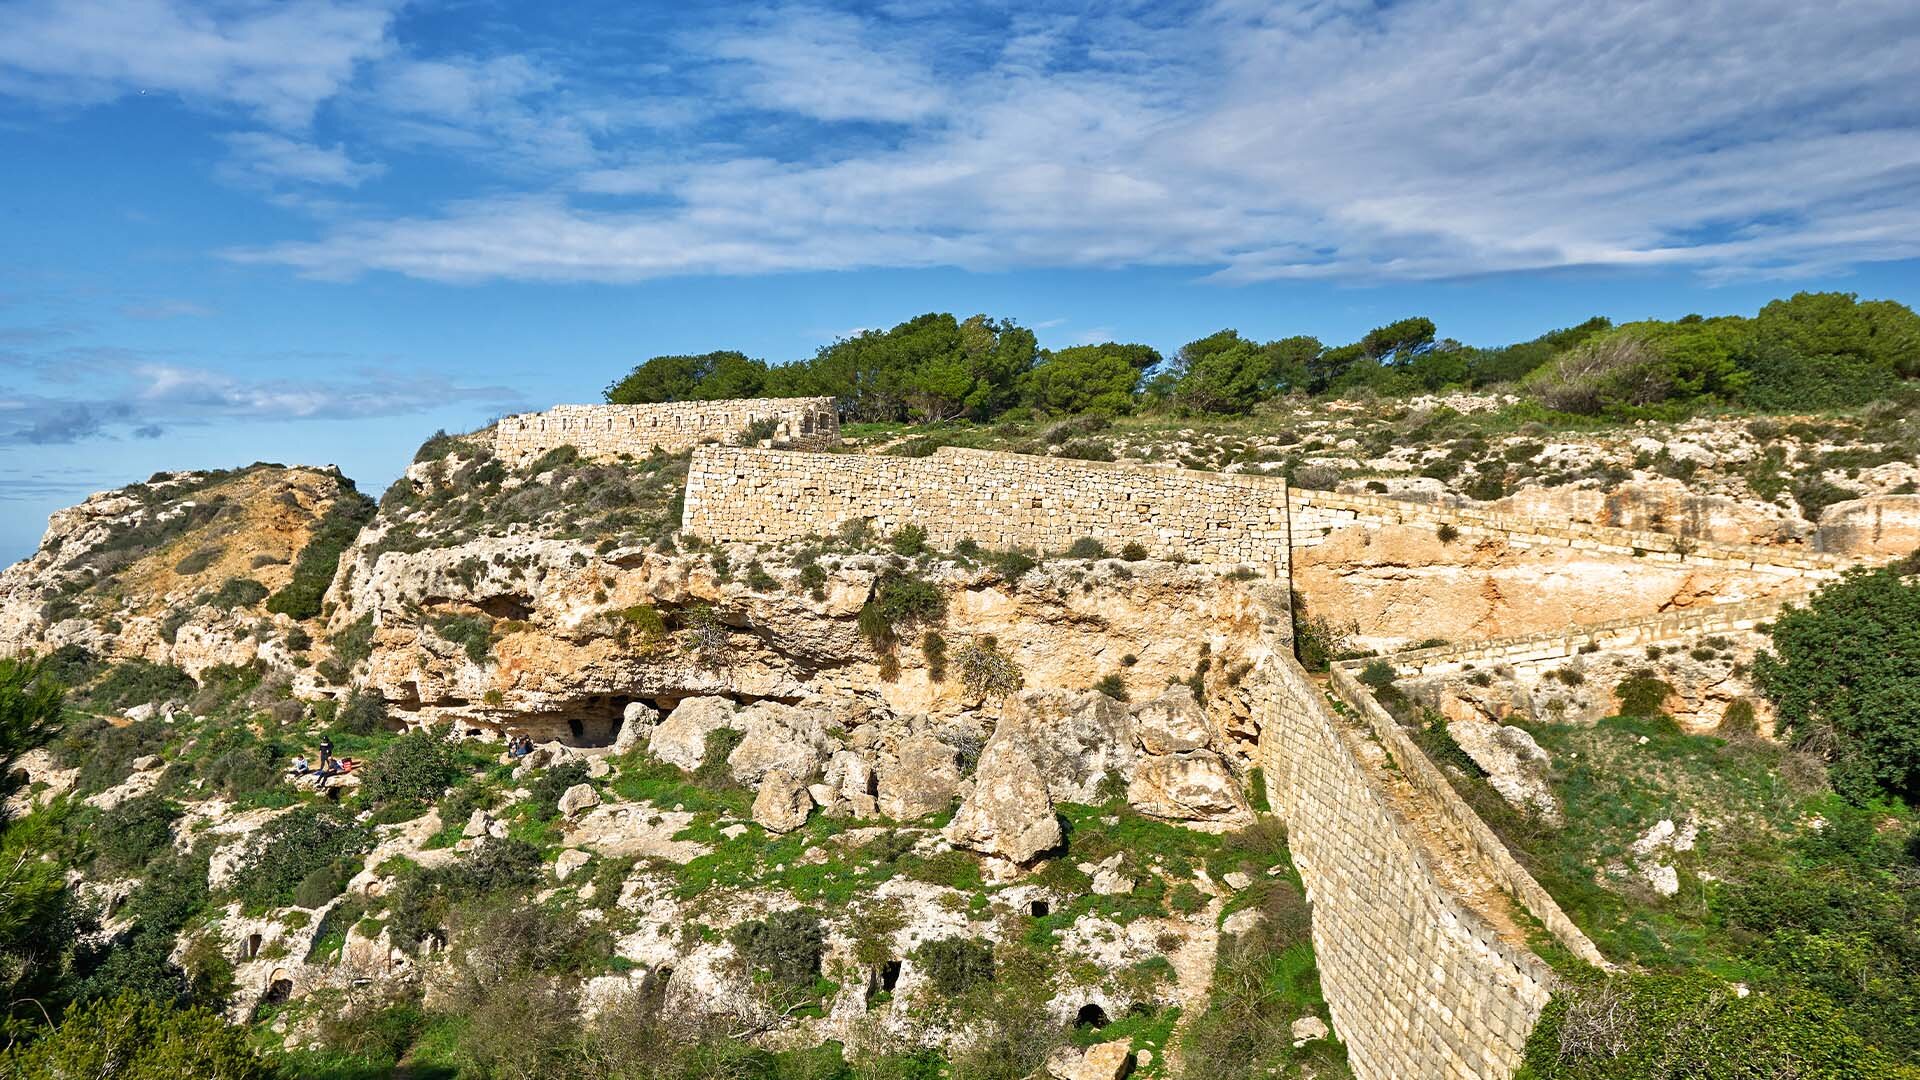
left=1029, top=900, right=1050, bottom=918
left=1075, top=1003, right=1109, bottom=1030
left=881, top=960, right=902, bottom=991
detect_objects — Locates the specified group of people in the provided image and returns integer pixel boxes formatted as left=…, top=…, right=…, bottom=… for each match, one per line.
left=506, top=733, right=535, bottom=759
left=290, top=737, right=360, bottom=787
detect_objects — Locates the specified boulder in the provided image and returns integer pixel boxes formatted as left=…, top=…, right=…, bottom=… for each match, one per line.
left=1290, top=1015, right=1330, bottom=1046
left=1132, top=685, right=1214, bottom=755
left=821, top=750, right=878, bottom=818
left=878, top=735, right=960, bottom=820
left=558, top=783, right=600, bottom=818
left=1446, top=719, right=1561, bottom=823
left=648, top=696, right=738, bottom=772
left=554, top=849, right=590, bottom=881
left=998, top=690, right=1135, bottom=803
left=1126, top=751, right=1251, bottom=824
left=1068, top=1041, right=1134, bottom=1080
left=613, top=701, right=659, bottom=753
left=727, top=702, right=832, bottom=786
left=752, top=769, right=813, bottom=834
left=945, top=738, right=1060, bottom=863
left=462, top=809, right=494, bottom=838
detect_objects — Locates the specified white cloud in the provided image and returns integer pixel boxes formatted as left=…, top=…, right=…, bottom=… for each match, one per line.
left=221, top=132, right=384, bottom=187
left=702, top=5, right=947, bottom=123
left=0, top=0, right=398, bottom=128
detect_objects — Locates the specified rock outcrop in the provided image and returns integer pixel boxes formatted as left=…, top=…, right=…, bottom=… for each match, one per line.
left=946, top=738, right=1061, bottom=863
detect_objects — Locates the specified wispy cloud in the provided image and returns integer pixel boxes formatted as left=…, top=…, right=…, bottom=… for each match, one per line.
left=0, top=0, right=399, bottom=128
left=121, top=299, right=216, bottom=320
left=220, top=132, right=385, bottom=187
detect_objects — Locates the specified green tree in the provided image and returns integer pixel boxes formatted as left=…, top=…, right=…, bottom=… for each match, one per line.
left=1753, top=560, right=1920, bottom=804
left=605, top=351, right=770, bottom=404
left=1172, top=330, right=1277, bottom=414
left=2, top=992, right=272, bottom=1079
left=1019, top=344, right=1143, bottom=415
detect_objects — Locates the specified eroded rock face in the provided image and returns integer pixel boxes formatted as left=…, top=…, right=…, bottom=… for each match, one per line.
left=996, top=690, right=1136, bottom=804
left=1127, top=752, right=1252, bottom=825
left=1816, top=495, right=1920, bottom=557
left=1444, top=718, right=1561, bottom=824
left=878, top=734, right=961, bottom=820
left=649, top=697, right=738, bottom=771
left=945, top=738, right=1061, bottom=863
left=1134, top=685, right=1216, bottom=755
left=726, top=701, right=833, bottom=786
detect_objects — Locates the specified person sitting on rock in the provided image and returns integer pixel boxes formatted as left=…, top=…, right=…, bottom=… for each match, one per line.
left=507, top=734, right=532, bottom=759
left=290, top=755, right=312, bottom=777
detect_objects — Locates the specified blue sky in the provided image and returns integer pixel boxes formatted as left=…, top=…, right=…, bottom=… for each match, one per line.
left=3, top=0, right=1920, bottom=562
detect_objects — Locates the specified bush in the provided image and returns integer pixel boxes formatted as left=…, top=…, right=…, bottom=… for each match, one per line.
left=859, top=572, right=947, bottom=651
left=1754, top=563, right=1920, bottom=803
left=914, top=937, right=994, bottom=997
left=172, top=547, right=224, bottom=575
left=889, top=524, right=929, bottom=556
left=990, top=549, right=1038, bottom=583
left=359, top=728, right=463, bottom=807
left=1064, top=538, right=1107, bottom=559
left=456, top=837, right=544, bottom=893
left=1093, top=673, right=1128, bottom=702
left=528, top=760, right=592, bottom=820
left=729, top=908, right=825, bottom=992
left=92, top=795, right=182, bottom=875
left=82, top=660, right=196, bottom=712
left=1, top=992, right=273, bottom=1079
left=1358, top=659, right=1398, bottom=691
left=1120, top=542, right=1149, bottom=561
left=955, top=636, right=1023, bottom=699
left=1614, top=670, right=1673, bottom=718
left=206, top=577, right=268, bottom=610
left=430, top=612, right=495, bottom=665
left=335, top=690, right=389, bottom=735
left=231, top=805, right=372, bottom=908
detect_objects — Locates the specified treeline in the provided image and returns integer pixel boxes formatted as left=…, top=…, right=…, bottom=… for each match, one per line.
left=605, top=293, right=1920, bottom=421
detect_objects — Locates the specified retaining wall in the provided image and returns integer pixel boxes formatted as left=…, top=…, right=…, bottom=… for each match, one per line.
left=1252, top=627, right=1591, bottom=1080
left=683, top=446, right=1293, bottom=573
left=493, top=398, right=840, bottom=462
left=1289, top=488, right=1852, bottom=577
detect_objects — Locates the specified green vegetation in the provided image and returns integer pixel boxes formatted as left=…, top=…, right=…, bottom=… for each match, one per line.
left=603, top=293, right=1919, bottom=423
left=265, top=482, right=377, bottom=620
left=2, top=992, right=273, bottom=1079
left=1754, top=557, right=1920, bottom=803
left=858, top=571, right=947, bottom=651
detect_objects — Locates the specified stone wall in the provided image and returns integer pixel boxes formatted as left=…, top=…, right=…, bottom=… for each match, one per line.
left=683, top=446, right=1293, bottom=573
left=493, top=398, right=840, bottom=462
left=1289, top=488, right=1853, bottom=576
left=1250, top=602, right=1600, bottom=1079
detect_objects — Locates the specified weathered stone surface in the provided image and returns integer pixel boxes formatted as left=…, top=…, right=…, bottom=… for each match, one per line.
left=1132, top=684, right=1214, bottom=755
left=821, top=749, right=878, bottom=818
left=495, top=398, right=841, bottom=463
left=1445, top=718, right=1561, bottom=824
left=1290, top=1015, right=1330, bottom=1045
left=614, top=701, right=659, bottom=753
left=945, top=739, right=1060, bottom=863
left=998, top=689, right=1136, bottom=804
left=557, top=783, right=600, bottom=818
left=1126, top=751, right=1251, bottom=824
left=751, top=769, right=813, bottom=834
left=878, top=734, right=960, bottom=820
left=648, top=696, right=738, bottom=772
left=1816, top=494, right=1920, bottom=557
left=553, top=849, right=590, bottom=881
left=727, top=701, right=832, bottom=785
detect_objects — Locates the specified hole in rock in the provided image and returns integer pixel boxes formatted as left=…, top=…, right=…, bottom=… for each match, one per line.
left=1075, top=1004, right=1109, bottom=1030
left=257, top=978, right=293, bottom=1012
left=1029, top=900, right=1050, bottom=918
left=244, top=933, right=262, bottom=960
left=881, top=960, right=902, bottom=991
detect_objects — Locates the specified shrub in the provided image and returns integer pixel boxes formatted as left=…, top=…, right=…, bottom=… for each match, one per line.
left=92, top=795, right=182, bottom=875
left=729, top=908, right=825, bottom=992
left=336, top=690, right=389, bottom=735
left=527, top=759, right=592, bottom=820
left=1614, top=670, right=1673, bottom=718
left=1064, top=538, right=1107, bottom=560
left=291, top=860, right=355, bottom=909
left=923, top=631, right=949, bottom=681
left=0, top=992, right=273, bottom=1079
left=430, top=613, right=495, bottom=665
left=914, top=937, right=995, bottom=997
left=955, top=636, right=1023, bottom=699
left=82, top=659, right=196, bottom=712
left=859, top=572, right=947, bottom=651
left=172, top=547, right=224, bottom=575
left=889, top=524, right=929, bottom=556
left=1094, top=673, right=1129, bottom=701
left=1754, top=562, right=1920, bottom=803
left=456, top=837, right=544, bottom=892
left=231, top=806, right=372, bottom=908
left=206, top=577, right=268, bottom=611
left=1120, top=541, right=1149, bottom=561
left=990, top=549, right=1038, bottom=583
left=359, top=728, right=463, bottom=808
left=55, top=714, right=170, bottom=794
left=1358, top=659, right=1398, bottom=691
left=1437, top=522, right=1461, bottom=544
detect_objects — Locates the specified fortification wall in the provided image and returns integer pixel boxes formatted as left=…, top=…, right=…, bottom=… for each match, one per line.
left=1251, top=631, right=1590, bottom=1080
left=1289, top=488, right=1851, bottom=575
left=683, top=446, right=1292, bottom=573
left=493, top=398, right=840, bottom=462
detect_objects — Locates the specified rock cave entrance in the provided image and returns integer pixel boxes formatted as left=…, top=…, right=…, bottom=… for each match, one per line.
left=1074, top=1003, right=1109, bottom=1030
left=881, top=960, right=902, bottom=992
left=243, top=933, right=262, bottom=960
left=1029, top=900, right=1049, bottom=917
left=254, top=977, right=293, bottom=1017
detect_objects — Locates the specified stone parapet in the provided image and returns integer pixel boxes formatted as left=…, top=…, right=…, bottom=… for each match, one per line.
left=493, top=398, right=840, bottom=462
left=683, top=445, right=1292, bottom=574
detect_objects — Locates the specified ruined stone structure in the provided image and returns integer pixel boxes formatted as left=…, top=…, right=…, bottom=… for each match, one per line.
left=684, top=445, right=1294, bottom=574
left=493, top=397, right=840, bottom=463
